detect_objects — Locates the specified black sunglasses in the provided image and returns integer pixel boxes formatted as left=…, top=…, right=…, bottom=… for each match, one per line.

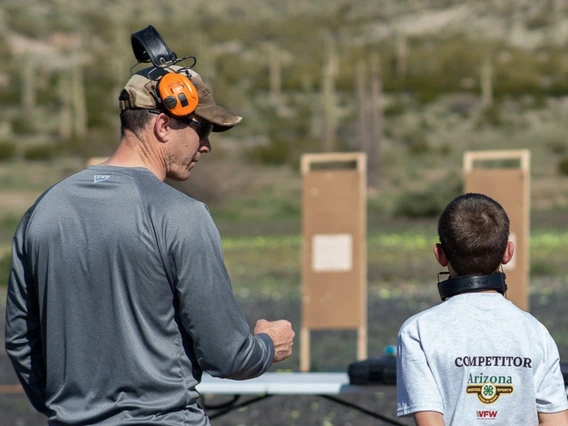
left=186, top=118, right=212, bottom=139
left=149, top=110, right=213, bottom=139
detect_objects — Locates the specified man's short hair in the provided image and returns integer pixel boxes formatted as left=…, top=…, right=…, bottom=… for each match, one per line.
left=438, top=193, right=510, bottom=276
left=119, top=109, right=153, bottom=137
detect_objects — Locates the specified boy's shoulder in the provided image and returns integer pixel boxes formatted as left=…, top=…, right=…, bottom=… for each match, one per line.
left=398, top=302, right=444, bottom=335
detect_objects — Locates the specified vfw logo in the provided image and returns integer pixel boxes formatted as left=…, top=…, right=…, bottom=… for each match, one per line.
left=477, top=410, right=498, bottom=420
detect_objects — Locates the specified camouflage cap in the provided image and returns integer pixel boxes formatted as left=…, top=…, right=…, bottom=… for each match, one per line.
left=118, top=65, right=242, bottom=132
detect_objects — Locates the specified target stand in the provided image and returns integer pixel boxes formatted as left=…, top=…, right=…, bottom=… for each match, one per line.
left=463, top=149, right=531, bottom=311
left=300, top=152, right=367, bottom=372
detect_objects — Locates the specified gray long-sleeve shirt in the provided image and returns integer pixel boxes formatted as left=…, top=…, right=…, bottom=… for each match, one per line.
left=5, top=166, right=274, bottom=425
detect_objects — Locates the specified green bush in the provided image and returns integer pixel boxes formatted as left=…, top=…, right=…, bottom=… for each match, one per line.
left=530, top=260, right=559, bottom=277
left=393, top=190, right=443, bottom=218
left=23, top=144, right=56, bottom=161
left=402, top=131, right=431, bottom=155
left=248, top=139, right=291, bottom=165
left=0, top=141, right=16, bottom=161
left=367, top=196, right=390, bottom=218
left=4, top=5, right=50, bottom=38
left=393, top=174, right=462, bottom=219
left=525, top=11, right=552, bottom=30
left=384, top=101, right=406, bottom=117
left=558, top=156, right=568, bottom=176
left=438, top=143, right=452, bottom=156
left=477, top=104, right=504, bottom=127
left=546, top=139, right=567, bottom=155
left=417, top=88, right=440, bottom=105
left=12, top=116, right=35, bottom=134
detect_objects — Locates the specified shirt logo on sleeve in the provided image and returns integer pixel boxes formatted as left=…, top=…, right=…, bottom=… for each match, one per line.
left=94, top=175, right=110, bottom=183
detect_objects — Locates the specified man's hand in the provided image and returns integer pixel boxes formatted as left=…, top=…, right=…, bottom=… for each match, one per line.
left=254, top=319, right=295, bottom=363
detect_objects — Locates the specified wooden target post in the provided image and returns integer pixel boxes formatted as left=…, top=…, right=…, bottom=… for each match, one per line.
left=300, top=152, right=367, bottom=372
left=463, top=150, right=531, bottom=311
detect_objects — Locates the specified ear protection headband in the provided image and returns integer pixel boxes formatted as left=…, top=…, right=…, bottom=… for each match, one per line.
left=131, top=25, right=199, bottom=118
left=437, top=272, right=507, bottom=301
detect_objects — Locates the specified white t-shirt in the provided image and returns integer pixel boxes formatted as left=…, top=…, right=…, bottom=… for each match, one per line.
left=397, top=292, right=568, bottom=425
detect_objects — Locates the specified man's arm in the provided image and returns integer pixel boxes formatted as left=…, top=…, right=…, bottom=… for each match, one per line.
left=4, top=210, right=50, bottom=415
left=539, top=410, right=568, bottom=425
left=171, top=204, right=294, bottom=379
left=414, top=411, right=445, bottom=426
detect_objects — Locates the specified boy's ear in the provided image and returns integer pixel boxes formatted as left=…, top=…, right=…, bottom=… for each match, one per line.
left=501, top=240, right=515, bottom=265
left=434, top=243, right=449, bottom=267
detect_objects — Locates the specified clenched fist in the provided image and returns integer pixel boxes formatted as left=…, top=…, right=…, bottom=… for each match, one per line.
left=254, top=319, right=295, bottom=363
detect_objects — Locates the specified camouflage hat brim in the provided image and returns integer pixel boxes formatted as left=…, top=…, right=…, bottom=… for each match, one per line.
left=195, top=104, right=243, bottom=133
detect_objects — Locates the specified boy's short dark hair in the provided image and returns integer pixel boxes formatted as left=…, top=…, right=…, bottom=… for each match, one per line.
left=438, top=193, right=510, bottom=276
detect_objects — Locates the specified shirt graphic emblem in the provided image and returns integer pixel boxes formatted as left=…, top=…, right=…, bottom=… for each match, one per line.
left=94, top=175, right=110, bottom=183
left=467, top=383, right=514, bottom=404
left=476, top=410, right=498, bottom=420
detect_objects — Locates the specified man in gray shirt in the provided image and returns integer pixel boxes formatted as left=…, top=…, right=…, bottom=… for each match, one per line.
left=5, top=34, right=295, bottom=425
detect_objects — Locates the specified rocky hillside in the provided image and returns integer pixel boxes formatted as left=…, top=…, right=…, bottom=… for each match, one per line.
left=1, top=0, right=568, bottom=214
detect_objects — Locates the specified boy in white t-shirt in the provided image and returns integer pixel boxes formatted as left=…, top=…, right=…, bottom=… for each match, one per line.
left=397, top=193, right=568, bottom=426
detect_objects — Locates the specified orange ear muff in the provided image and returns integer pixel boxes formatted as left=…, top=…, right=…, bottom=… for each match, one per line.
left=157, top=72, right=199, bottom=117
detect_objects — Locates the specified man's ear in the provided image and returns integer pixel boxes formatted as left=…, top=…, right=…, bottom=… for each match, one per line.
left=434, top=243, right=449, bottom=267
left=501, top=240, right=515, bottom=265
left=154, top=113, right=171, bottom=143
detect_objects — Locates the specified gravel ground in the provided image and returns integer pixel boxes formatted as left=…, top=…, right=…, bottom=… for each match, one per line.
left=1, top=277, right=566, bottom=426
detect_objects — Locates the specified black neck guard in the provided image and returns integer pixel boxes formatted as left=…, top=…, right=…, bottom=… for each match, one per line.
left=437, top=272, right=507, bottom=301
